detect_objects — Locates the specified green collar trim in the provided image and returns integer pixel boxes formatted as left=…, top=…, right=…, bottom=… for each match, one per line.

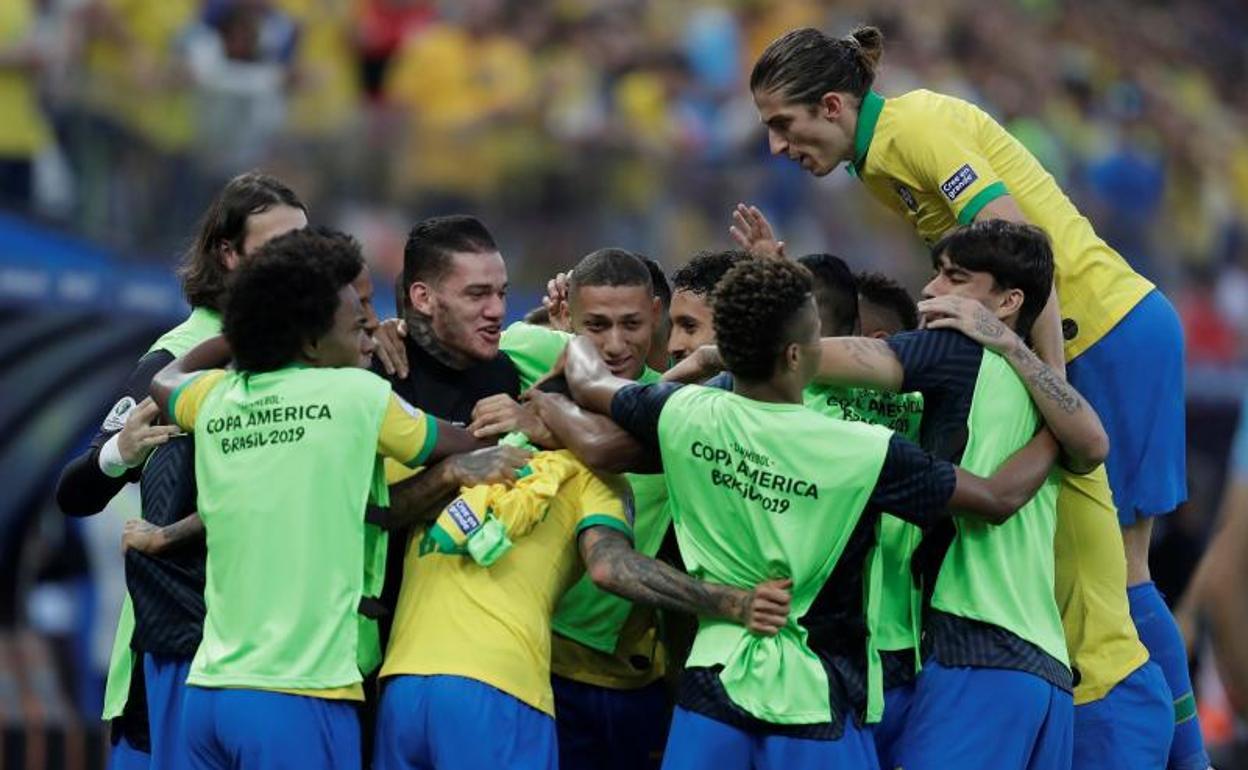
left=847, top=91, right=885, bottom=178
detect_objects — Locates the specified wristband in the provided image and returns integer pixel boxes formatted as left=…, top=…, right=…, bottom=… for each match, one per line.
left=97, top=434, right=133, bottom=478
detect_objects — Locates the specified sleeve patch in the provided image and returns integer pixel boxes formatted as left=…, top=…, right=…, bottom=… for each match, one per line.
left=940, top=164, right=979, bottom=201
left=445, top=497, right=483, bottom=535
left=101, top=396, right=138, bottom=432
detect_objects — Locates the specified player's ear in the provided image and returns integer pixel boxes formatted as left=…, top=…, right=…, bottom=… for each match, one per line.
left=650, top=296, right=662, bottom=325
left=783, top=341, right=801, bottom=372
left=220, top=240, right=242, bottom=271
left=819, top=91, right=843, bottom=121
left=998, top=287, right=1025, bottom=321
left=409, top=281, right=434, bottom=317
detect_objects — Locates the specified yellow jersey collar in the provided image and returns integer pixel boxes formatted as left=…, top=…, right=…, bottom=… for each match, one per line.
left=847, top=90, right=885, bottom=178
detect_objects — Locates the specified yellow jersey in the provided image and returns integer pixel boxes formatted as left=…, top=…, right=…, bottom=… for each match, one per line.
left=380, top=451, right=632, bottom=716
left=0, top=0, right=50, bottom=158
left=1055, top=467, right=1150, bottom=705
left=850, top=89, right=1155, bottom=361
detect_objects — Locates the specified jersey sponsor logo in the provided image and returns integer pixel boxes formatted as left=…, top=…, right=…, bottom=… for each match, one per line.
left=446, top=497, right=482, bottom=535
left=895, top=183, right=918, bottom=211
left=102, top=396, right=137, bottom=432
left=940, top=164, right=979, bottom=201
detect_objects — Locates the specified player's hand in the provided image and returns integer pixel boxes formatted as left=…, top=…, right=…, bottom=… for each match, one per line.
left=448, top=445, right=534, bottom=488
left=662, top=344, right=724, bottom=384
left=117, top=397, right=182, bottom=467
left=918, top=295, right=1019, bottom=355
left=468, top=394, right=556, bottom=446
left=122, top=519, right=165, bottom=555
left=372, top=318, right=409, bottom=379
left=729, top=203, right=786, bottom=261
left=742, top=578, right=793, bottom=636
left=542, top=271, right=573, bottom=332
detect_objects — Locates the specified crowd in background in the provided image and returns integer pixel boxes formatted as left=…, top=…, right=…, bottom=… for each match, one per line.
left=4, top=0, right=1248, bottom=762
left=3, top=0, right=1248, bottom=361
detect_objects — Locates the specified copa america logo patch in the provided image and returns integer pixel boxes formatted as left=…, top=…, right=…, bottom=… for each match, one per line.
left=446, top=498, right=482, bottom=535
left=940, top=164, right=978, bottom=201
left=102, top=396, right=137, bottom=432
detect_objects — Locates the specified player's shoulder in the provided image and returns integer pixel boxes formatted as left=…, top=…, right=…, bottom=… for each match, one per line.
left=881, top=89, right=985, bottom=140
left=501, top=321, right=571, bottom=349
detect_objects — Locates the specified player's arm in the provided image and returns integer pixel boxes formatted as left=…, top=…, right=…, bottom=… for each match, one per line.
left=877, top=429, right=1058, bottom=527
left=379, top=445, right=534, bottom=531
left=663, top=338, right=905, bottom=393
left=123, top=512, right=205, bottom=555
left=150, top=335, right=233, bottom=417
left=579, top=525, right=792, bottom=636
left=919, top=295, right=1108, bottom=473
left=971, top=197, right=1066, bottom=373
left=525, top=384, right=651, bottom=474
left=563, top=335, right=638, bottom=415
left=948, top=429, right=1060, bottom=523
left=56, top=350, right=180, bottom=515
left=373, top=393, right=530, bottom=530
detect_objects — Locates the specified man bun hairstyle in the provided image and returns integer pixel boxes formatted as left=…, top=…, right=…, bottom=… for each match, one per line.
left=750, top=24, right=883, bottom=105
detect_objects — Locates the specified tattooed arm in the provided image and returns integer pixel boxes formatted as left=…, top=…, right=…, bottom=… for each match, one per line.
left=578, top=525, right=792, bottom=635
left=920, top=295, right=1108, bottom=474
left=377, top=446, right=534, bottom=531
left=812, top=336, right=906, bottom=391
left=123, top=513, right=205, bottom=554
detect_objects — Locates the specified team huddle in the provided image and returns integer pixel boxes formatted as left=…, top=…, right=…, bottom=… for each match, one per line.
left=56, top=24, right=1205, bottom=770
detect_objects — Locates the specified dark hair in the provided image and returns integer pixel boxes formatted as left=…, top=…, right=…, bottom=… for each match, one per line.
left=671, top=249, right=752, bottom=297
left=568, top=248, right=653, bottom=295
left=797, top=253, right=858, bottom=336
left=750, top=25, right=882, bottom=104
left=930, top=220, right=1055, bottom=340
left=224, top=228, right=365, bottom=373
left=856, top=271, right=918, bottom=331
left=642, top=257, right=672, bottom=310
left=403, top=215, right=499, bottom=288
left=522, top=305, right=551, bottom=327
left=712, top=259, right=814, bottom=382
left=178, top=172, right=306, bottom=312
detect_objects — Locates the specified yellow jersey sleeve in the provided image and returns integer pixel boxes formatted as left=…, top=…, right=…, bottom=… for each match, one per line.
left=168, top=369, right=226, bottom=431
left=377, top=394, right=438, bottom=468
left=384, top=457, right=422, bottom=485
left=892, top=111, right=1010, bottom=225
left=572, top=471, right=634, bottom=540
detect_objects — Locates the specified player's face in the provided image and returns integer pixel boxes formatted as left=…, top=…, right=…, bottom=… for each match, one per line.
left=571, top=284, right=658, bottom=380
left=317, top=284, right=376, bottom=369
left=413, top=251, right=508, bottom=363
left=923, top=254, right=1019, bottom=328
left=668, top=290, right=715, bottom=363
left=225, top=204, right=308, bottom=268
left=351, top=268, right=380, bottom=337
left=793, top=297, right=824, bottom=386
left=753, top=89, right=846, bottom=177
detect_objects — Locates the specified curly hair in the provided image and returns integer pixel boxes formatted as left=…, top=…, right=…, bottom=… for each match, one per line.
left=178, top=172, right=306, bottom=312
left=224, top=228, right=364, bottom=373
left=855, top=271, right=918, bottom=332
left=712, top=259, right=814, bottom=382
left=671, top=249, right=752, bottom=297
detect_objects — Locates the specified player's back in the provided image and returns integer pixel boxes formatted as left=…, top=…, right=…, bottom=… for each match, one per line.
left=655, top=384, right=893, bottom=724
left=380, top=450, right=631, bottom=717
left=182, top=365, right=394, bottom=690
left=866, top=89, right=1153, bottom=357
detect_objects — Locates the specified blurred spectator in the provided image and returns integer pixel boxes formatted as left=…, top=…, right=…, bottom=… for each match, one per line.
left=355, top=0, right=434, bottom=99
left=0, top=0, right=52, bottom=209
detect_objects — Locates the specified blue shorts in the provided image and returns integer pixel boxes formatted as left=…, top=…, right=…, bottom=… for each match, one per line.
left=109, top=735, right=150, bottom=770
left=1074, top=661, right=1172, bottom=770
left=374, top=674, right=557, bottom=770
left=552, top=674, right=669, bottom=770
left=894, top=662, right=1073, bottom=770
left=183, top=686, right=360, bottom=770
left=1067, top=289, right=1187, bottom=525
left=144, top=653, right=192, bottom=770
left=661, top=707, right=879, bottom=770
left=871, top=683, right=914, bottom=770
